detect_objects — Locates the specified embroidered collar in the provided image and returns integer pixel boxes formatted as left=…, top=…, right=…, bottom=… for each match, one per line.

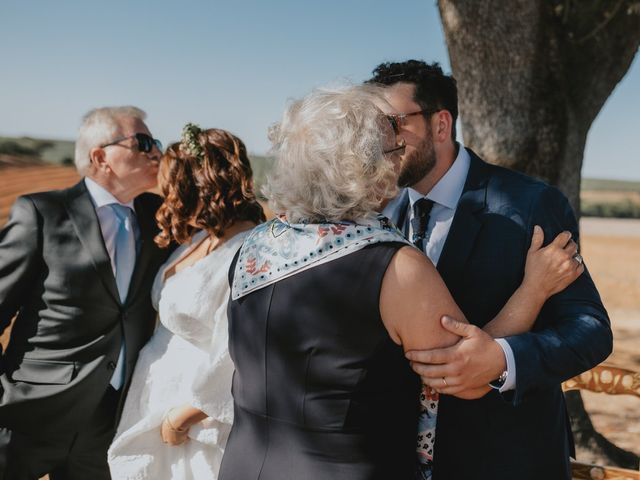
left=231, top=214, right=410, bottom=300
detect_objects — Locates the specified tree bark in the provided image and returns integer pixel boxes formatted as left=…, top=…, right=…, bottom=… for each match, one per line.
left=438, top=0, right=640, bottom=213
left=437, top=0, right=640, bottom=468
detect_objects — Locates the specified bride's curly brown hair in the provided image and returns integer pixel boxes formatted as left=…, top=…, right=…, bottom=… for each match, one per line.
left=155, top=128, right=265, bottom=247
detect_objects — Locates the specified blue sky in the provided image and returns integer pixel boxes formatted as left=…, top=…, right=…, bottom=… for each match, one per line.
left=1, top=0, right=638, bottom=180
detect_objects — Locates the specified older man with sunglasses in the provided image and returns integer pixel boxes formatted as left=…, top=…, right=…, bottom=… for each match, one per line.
left=0, top=106, right=172, bottom=479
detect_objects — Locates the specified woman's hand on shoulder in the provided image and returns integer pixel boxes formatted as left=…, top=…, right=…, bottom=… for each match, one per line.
left=523, top=226, right=584, bottom=299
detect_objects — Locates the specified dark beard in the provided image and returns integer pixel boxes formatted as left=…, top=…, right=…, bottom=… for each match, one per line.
left=397, top=136, right=436, bottom=188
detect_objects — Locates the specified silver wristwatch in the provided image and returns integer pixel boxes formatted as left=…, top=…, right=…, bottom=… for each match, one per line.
left=489, top=370, right=508, bottom=389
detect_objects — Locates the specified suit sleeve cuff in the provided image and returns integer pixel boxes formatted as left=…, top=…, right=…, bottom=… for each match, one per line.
left=493, top=338, right=517, bottom=392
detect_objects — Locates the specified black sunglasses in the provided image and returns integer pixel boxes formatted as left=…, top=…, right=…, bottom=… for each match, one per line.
left=383, top=144, right=406, bottom=155
left=386, top=109, right=438, bottom=134
left=101, top=133, right=163, bottom=153
left=383, top=138, right=407, bottom=155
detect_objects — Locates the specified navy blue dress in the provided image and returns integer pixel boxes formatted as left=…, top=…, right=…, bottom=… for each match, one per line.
left=219, top=242, right=420, bottom=480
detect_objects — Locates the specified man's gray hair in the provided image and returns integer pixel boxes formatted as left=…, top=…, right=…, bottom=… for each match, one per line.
left=74, top=106, right=147, bottom=175
left=264, top=84, right=397, bottom=223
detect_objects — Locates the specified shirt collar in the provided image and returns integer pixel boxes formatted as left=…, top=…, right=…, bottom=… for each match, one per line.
left=408, top=143, right=471, bottom=210
left=84, top=177, right=135, bottom=210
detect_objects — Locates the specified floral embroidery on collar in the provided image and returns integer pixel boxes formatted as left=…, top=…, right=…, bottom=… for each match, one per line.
left=231, top=214, right=409, bottom=300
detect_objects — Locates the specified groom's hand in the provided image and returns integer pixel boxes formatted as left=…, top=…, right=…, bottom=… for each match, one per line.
left=406, top=316, right=506, bottom=398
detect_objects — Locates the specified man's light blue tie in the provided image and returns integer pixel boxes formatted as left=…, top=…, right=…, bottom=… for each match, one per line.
left=109, top=203, right=137, bottom=390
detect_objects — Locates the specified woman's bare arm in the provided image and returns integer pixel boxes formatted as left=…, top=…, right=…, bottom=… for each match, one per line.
left=396, top=227, right=585, bottom=398
left=380, top=227, right=583, bottom=351
left=161, top=404, right=208, bottom=446
left=380, top=246, right=462, bottom=352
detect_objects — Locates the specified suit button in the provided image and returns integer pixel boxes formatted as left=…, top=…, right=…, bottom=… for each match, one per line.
left=107, top=361, right=117, bottom=370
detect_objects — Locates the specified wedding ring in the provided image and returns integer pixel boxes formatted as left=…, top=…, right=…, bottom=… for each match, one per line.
left=442, top=377, right=448, bottom=387
left=572, top=253, right=583, bottom=266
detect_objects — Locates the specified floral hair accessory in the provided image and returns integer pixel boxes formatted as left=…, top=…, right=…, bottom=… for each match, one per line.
left=181, top=122, right=205, bottom=160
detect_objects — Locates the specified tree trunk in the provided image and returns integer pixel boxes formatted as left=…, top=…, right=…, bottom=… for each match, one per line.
left=438, top=0, right=640, bottom=212
left=437, top=0, right=640, bottom=468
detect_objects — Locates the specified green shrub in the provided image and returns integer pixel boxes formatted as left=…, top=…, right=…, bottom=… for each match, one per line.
left=581, top=200, right=640, bottom=219
left=0, top=141, right=41, bottom=157
left=249, top=155, right=275, bottom=199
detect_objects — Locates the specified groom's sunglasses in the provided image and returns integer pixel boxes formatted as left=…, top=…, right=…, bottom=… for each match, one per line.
left=386, top=109, right=438, bottom=134
left=101, top=133, right=163, bottom=153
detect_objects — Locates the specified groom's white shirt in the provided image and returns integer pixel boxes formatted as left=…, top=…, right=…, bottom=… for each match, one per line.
left=405, top=144, right=470, bottom=266
left=383, top=145, right=516, bottom=392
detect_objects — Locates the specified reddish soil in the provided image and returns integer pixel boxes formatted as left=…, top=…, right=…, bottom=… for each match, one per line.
left=0, top=165, right=80, bottom=225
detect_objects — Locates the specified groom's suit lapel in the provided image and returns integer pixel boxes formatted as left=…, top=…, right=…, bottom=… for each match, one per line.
left=436, top=150, right=490, bottom=290
left=385, top=188, right=410, bottom=231
left=64, top=180, right=120, bottom=304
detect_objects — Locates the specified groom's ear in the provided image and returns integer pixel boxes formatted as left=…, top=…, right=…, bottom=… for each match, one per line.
left=432, top=110, right=453, bottom=144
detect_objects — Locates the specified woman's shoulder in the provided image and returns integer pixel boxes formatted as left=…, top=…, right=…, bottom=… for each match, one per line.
left=199, top=227, right=252, bottom=277
left=383, top=245, right=434, bottom=283
left=225, top=227, right=253, bottom=248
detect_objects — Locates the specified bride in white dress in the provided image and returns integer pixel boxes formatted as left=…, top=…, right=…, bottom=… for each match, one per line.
left=108, top=124, right=265, bottom=479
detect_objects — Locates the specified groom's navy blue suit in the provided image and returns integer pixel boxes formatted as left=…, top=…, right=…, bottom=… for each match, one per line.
left=385, top=149, right=612, bottom=480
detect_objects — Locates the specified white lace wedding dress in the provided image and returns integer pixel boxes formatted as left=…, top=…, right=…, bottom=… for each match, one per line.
left=108, top=229, right=248, bottom=479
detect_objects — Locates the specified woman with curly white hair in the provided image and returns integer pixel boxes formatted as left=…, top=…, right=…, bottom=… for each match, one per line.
left=218, top=84, right=582, bottom=480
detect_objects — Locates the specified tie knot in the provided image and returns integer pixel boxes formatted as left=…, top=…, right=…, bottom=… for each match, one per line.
left=109, top=203, right=134, bottom=222
left=413, top=198, right=434, bottom=219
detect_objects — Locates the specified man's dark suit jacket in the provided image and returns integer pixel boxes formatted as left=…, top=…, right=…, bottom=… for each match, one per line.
left=386, top=149, right=612, bottom=480
left=0, top=180, right=170, bottom=436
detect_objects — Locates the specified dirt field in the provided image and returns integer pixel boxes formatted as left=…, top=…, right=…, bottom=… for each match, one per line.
left=1, top=166, right=638, bottom=469
left=0, top=165, right=80, bottom=224
left=578, top=218, right=640, bottom=457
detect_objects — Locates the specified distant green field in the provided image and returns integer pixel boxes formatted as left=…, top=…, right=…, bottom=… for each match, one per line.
left=249, top=155, right=275, bottom=196
left=1, top=135, right=638, bottom=196
left=0, top=136, right=75, bottom=164
left=0, top=136, right=274, bottom=177
left=582, top=178, right=640, bottom=192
